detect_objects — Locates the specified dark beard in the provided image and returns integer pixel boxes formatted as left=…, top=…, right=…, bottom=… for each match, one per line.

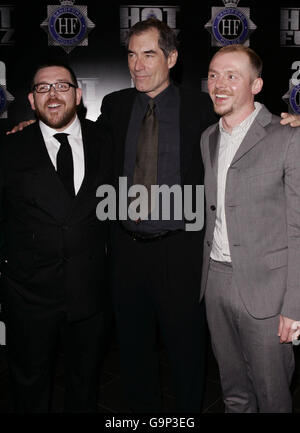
left=36, top=104, right=77, bottom=130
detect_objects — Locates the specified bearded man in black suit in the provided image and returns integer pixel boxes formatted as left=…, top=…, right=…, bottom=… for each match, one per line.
left=0, top=62, right=111, bottom=412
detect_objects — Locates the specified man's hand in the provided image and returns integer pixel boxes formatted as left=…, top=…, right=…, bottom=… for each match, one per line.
left=278, top=314, right=296, bottom=343
left=280, top=112, right=300, bottom=127
left=6, top=119, right=36, bottom=135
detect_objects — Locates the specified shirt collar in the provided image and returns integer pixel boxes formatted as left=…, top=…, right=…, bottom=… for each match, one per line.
left=39, top=115, right=81, bottom=140
left=219, top=102, right=262, bottom=137
left=137, top=82, right=177, bottom=111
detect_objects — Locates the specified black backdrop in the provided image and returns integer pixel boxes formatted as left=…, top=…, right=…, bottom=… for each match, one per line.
left=0, top=0, right=300, bottom=135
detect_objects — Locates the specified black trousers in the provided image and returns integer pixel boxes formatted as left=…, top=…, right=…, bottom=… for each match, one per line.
left=111, top=226, right=208, bottom=412
left=2, top=277, right=110, bottom=413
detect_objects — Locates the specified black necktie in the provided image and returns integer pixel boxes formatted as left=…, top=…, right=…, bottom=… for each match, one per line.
left=133, top=99, right=158, bottom=215
left=54, top=133, right=75, bottom=197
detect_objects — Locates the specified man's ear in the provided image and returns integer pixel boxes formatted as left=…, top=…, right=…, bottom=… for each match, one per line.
left=252, top=77, right=263, bottom=95
left=168, top=49, right=178, bottom=70
left=28, top=92, right=36, bottom=111
left=76, top=87, right=82, bottom=106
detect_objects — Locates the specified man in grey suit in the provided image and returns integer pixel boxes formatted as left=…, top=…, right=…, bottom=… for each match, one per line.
left=200, top=44, right=300, bottom=413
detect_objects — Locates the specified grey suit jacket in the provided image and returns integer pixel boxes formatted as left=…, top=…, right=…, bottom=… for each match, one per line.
left=200, top=104, right=300, bottom=320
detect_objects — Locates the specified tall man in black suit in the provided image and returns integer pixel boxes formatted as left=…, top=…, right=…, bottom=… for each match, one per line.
left=0, top=63, right=111, bottom=412
left=97, top=19, right=216, bottom=412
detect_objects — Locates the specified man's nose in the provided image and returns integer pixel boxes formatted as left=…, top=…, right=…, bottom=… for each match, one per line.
left=134, top=57, right=145, bottom=71
left=215, top=74, right=227, bottom=87
left=49, top=84, right=58, bottom=96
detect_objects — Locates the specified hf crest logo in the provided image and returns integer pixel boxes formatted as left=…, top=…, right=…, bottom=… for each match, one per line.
left=41, top=0, right=95, bottom=53
left=0, top=61, right=14, bottom=119
left=205, top=0, right=256, bottom=47
left=282, top=62, right=300, bottom=115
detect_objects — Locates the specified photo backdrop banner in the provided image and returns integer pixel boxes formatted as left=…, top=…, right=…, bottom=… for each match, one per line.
left=0, top=0, right=299, bottom=135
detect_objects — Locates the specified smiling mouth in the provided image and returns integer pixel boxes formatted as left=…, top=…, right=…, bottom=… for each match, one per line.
left=214, top=94, right=231, bottom=103
left=215, top=94, right=230, bottom=99
left=47, top=102, right=63, bottom=111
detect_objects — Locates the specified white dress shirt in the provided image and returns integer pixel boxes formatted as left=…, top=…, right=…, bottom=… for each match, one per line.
left=39, top=116, right=85, bottom=195
left=211, top=102, right=262, bottom=262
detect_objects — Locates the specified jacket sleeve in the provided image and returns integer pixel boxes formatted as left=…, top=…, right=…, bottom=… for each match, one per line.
left=281, top=127, right=300, bottom=320
left=95, top=93, right=114, bottom=135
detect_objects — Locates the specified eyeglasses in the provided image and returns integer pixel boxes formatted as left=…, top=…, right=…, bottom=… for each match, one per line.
left=33, top=82, right=77, bottom=93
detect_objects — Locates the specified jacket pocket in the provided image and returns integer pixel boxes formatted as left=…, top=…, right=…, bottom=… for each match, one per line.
left=265, top=248, right=288, bottom=270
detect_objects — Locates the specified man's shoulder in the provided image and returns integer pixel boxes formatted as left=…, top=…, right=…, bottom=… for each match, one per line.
left=80, top=117, right=108, bottom=144
left=0, top=122, right=39, bottom=167
left=202, top=122, right=219, bottom=140
left=178, top=86, right=213, bottom=109
left=80, top=117, right=97, bottom=130
left=102, top=87, right=136, bottom=103
left=178, top=85, right=211, bottom=100
left=100, top=88, right=137, bottom=118
left=254, top=105, right=293, bottom=138
left=2, top=122, right=38, bottom=149
left=178, top=85, right=217, bottom=125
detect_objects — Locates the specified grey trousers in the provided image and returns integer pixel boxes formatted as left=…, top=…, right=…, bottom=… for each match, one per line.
left=205, top=259, right=295, bottom=413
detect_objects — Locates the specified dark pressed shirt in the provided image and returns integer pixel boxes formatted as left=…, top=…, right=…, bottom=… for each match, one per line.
left=123, top=83, right=185, bottom=234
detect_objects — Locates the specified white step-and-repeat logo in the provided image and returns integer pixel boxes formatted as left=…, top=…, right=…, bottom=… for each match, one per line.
left=120, top=5, right=180, bottom=45
left=0, top=5, right=14, bottom=45
left=281, top=8, right=300, bottom=47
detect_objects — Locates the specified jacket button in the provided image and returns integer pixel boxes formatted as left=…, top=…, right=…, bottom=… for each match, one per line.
left=210, top=205, right=216, bottom=211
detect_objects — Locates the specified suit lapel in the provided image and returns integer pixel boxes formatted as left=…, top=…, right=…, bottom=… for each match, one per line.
left=74, top=120, right=95, bottom=200
left=231, top=124, right=267, bottom=166
left=116, top=89, right=137, bottom=178
left=231, top=105, right=271, bottom=166
left=65, top=119, right=102, bottom=221
left=209, top=125, right=220, bottom=178
left=31, top=124, right=74, bottom=219
left=207, top=125, right=219, bottom=208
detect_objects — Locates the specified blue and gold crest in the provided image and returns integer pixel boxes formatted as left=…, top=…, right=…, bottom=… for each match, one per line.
left=41, top=0, right=95, bottom=53
left=205, top=0, right=256, bottom=47
left=283, top=82, right=300, bottom=115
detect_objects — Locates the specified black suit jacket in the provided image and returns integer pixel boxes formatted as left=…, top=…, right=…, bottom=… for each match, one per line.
left=96, top=86, right=217, bottom=290
left=0, top=119, right=111, bottom=321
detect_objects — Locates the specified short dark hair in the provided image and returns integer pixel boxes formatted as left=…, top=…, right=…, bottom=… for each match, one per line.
left=31, top=61, right=78, bottom=91
left=125, top=18, right=178, bottom=58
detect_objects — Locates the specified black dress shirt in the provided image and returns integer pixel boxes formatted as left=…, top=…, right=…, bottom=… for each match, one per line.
left=123, top=83, right=185, bottom=234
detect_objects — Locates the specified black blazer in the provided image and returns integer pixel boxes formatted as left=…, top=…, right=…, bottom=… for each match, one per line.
left=0, top=119, right=111, bottom=321
left=96, top=86, right=217, bottom=290
left=98, top=86, right=216, bottom=189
